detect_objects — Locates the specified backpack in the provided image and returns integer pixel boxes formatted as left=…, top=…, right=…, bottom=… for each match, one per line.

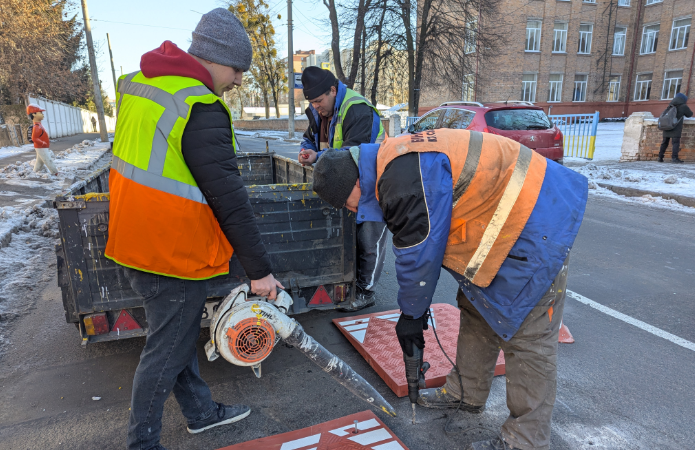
left=658, top=105, right=682, bottom=131
left=26, top=124, right=33, bottom=144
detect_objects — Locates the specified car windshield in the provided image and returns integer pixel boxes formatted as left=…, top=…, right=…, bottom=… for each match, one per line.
left=484, top=109, right=552, bottom=131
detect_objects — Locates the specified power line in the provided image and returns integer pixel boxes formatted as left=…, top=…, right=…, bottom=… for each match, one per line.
left=90, top=18, right=192, bottom=31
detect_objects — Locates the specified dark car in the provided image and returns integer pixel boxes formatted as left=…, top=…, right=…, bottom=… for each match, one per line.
left=405, top=101, right=564, bottom=163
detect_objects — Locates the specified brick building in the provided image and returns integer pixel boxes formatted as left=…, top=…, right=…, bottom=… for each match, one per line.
left=420, top=0, right=694, bottom=118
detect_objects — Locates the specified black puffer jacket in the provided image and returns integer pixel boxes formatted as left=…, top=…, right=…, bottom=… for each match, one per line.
left=181, top=101, right=272, bottom=280
left=664, top=93, right=693, bottom=138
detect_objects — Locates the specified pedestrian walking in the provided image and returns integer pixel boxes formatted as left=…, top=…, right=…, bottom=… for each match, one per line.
left=26, top=104, right=59, bottom=175
left=659, top=93, right=692, bottom=163
left=105, top=8, right=283, bottom=450
left=297, top=67, right=388, bottom=312
left=312, top=129, right=588, bottom=450
left=91, top=116, right=97, bottom=132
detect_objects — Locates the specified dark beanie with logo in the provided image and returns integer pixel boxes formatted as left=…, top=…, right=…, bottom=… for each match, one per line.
left=312, top=149, right=359, bottom=209
left=302, top=67, right=338, bottom=100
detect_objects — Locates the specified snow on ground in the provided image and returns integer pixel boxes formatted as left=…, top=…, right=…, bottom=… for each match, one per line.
left=0, top=143, right=33, bottom=161
left=0, top=138, right=110, bottom=189
left=235, top=129, right=302, bottom=142
left=564, top=122, right=695, bottom=210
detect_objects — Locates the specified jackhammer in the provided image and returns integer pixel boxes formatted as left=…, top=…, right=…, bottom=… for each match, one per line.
left=204, top=284, right=396, bottom=417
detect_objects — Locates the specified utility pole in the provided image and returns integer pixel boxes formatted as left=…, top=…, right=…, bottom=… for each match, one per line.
left=80, top=0, right=108, bottom=142
left=107, top=33, right=118, bottom=117
left=287, top=0, right=294, bottom=139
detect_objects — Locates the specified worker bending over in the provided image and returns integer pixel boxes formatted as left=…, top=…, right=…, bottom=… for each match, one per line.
left=297, top=67, right=388, bottom=312
left=312, top=129, right=588, bottom=450
left=105, top=8, right=282, bottom=450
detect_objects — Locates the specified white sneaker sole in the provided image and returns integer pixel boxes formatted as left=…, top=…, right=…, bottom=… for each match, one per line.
left=186, top=408, right=251, bottom=434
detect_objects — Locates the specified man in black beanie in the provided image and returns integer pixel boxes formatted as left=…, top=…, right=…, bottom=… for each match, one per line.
left=299, top=66, right=388, bottom=312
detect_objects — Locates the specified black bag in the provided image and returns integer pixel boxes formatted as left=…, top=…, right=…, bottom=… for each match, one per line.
left=658, top=105, right=682, bottom=131
left=26, top=124, right=33, bottom=144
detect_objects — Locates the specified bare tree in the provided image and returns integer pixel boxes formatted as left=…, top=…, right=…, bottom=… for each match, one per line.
left=323, top=0, right=374, bottom=89
left=394, top=0, right=504, bottom=116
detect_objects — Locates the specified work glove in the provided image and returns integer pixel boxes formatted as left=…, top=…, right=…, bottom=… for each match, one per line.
left=395, top=311, right=429, bottom=357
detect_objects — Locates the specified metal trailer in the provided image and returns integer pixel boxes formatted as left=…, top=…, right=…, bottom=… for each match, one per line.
left=54, top=153, right=356, bottom=345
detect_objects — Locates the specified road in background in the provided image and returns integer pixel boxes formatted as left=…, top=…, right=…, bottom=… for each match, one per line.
left=0, top=190, right=693, bottom=449
left=236, top=135, right=300, bottom=161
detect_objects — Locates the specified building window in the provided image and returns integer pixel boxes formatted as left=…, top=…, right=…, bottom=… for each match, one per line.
left=464, top=21, right=477, bottom=54
left=607, top=76, right=621, bottom=101
left=553, top=23, right=568, bottom=52
left=578, top=24, right=593, bottom=54
left=526, top=20, right=542, bottom=51
left=618, top=0, right=630, bottom=6
left=669, top=18, right=691, bottom=50
left=613, top=27, right=627, bottom=55
left=645, top=0, right=662, bottom=4
left=462, top=74, right=475, bottom=101
left=522, top=74, right=537, bottom=102
left=634, top=73, right=652, bottom=100
left=549, top=74, right=563, bottom=102
left=662, top=70, right=683, bottom=99
left=640, top=24, right=659, bottom=54
left=573, top=75, right=588, bottom=102
left=584, top=0, right=596, bottom=3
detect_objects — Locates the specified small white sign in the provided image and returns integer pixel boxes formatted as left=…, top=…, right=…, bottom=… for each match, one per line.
left=294, top=73, right=303, bottom=89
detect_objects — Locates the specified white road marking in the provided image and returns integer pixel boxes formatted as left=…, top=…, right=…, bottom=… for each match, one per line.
left=279, top=433, right=321, bottom=450
left=372, top=442, right=405, bottom=450
left=567, top=290, right=695, bottom=352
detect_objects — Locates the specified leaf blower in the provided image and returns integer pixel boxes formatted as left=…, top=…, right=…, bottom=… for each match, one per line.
left=204, top=284, right=396, bottom=417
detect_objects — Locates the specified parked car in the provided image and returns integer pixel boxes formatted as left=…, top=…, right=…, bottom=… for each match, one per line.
left=403, top=101, right=564, bottom=164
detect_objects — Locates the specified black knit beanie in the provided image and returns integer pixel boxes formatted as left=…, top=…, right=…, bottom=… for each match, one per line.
left=302, top=67, right=338, bottom=100
left=312, top=149, right=359, bottom=209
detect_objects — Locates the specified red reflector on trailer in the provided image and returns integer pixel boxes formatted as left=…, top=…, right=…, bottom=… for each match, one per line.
left=113, top=309, right=142, bottom=333
left=308, top=285, right=333, bottom=305
left=84, top=313, right=109, bottom=336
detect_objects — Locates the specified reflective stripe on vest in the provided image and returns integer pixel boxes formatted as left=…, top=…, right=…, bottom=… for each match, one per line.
left=106, top=72, right=235, bottom=280
left=375, top=129, right=547, bottom=287
left=334, top=89, right=385, bottom=148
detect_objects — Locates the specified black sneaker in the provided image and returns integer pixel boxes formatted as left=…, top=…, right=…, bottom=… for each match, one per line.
left=658, top=157, right=664, bottom=162
left=466, top=438, right=518, bottom=450
left=416, top=387, right=485, bottom=413
left=672, top=158, right=684, bottom=164
left=337, top=289, right=376, bottom=312
left=187, top=403, right=251, bottom=434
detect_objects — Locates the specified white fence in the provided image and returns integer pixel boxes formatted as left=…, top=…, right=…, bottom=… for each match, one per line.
left=25, top=95, right=116, bottom=138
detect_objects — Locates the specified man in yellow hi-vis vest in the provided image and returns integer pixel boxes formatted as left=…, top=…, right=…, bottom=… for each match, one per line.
left=107, top=9, right=283, bottom=450
left=297, top=67, right=388, bottom=312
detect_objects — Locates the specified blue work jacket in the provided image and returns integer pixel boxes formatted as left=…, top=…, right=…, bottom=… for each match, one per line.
left=357, top=143, right=588, bottom=340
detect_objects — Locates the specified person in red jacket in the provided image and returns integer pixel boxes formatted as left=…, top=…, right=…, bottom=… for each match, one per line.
left=26, top=104, right=58, bottom=175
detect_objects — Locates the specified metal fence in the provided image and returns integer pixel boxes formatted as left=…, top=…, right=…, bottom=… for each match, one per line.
left=26, top=95, right=116, bottom=139
left=549, top=111, right=599, bottom=160
left=405, top=116, right=419, bottom=127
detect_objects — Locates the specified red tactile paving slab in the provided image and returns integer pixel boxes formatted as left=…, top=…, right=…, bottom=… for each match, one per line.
left=333, top=304, right=505, bottom=398
left=217, top=410, right=409, bottom=450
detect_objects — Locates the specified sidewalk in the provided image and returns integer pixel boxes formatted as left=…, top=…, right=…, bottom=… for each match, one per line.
left=0, top=132, right=101, bottom=169
left=0, top=135, right=112, bottom=248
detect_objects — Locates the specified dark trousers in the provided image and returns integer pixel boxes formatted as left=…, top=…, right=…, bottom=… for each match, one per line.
left=124, top=267, right=217, bottom=450
left=355, top=221, right=388, bottom=293
left=443, top=258, right=570, bottom=450
left=659, top=136, right=681, bottom=160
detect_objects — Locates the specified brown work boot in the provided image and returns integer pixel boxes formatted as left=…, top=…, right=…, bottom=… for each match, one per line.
left=417, top=387, right=485, bottom=413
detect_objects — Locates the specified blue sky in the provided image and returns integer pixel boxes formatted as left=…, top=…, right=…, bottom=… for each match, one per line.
left=85, top=0, right=330, bottom=99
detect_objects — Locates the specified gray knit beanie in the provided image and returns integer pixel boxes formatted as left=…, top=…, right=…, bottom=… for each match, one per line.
left=312, top=149, right=359, bottom=209
left=188, top=8, right=252, bottom=71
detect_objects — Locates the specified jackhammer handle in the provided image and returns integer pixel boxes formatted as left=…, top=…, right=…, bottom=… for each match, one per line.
left=404, top=345, right=424, bottom=404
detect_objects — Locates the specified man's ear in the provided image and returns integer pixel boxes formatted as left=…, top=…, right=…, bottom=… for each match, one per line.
left=331, top=85, right=338, bottom=95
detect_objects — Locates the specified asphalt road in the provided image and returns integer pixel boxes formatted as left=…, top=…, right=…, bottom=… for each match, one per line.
left=235, top=135, right=301, bottom=160
left=0, top=142, right=693, bottom=449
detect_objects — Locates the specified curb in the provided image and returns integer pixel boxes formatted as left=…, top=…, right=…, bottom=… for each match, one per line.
left=597, top=183, right=695, bottom=208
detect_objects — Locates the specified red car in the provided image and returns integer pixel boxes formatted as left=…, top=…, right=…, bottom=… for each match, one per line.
left=405, top=101, right=564, bottom=164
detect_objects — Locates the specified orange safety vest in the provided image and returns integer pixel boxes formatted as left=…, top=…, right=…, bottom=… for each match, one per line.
left=105, top=72, right=234, bottom=280
left=376, top=129, right=548, bottom=287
